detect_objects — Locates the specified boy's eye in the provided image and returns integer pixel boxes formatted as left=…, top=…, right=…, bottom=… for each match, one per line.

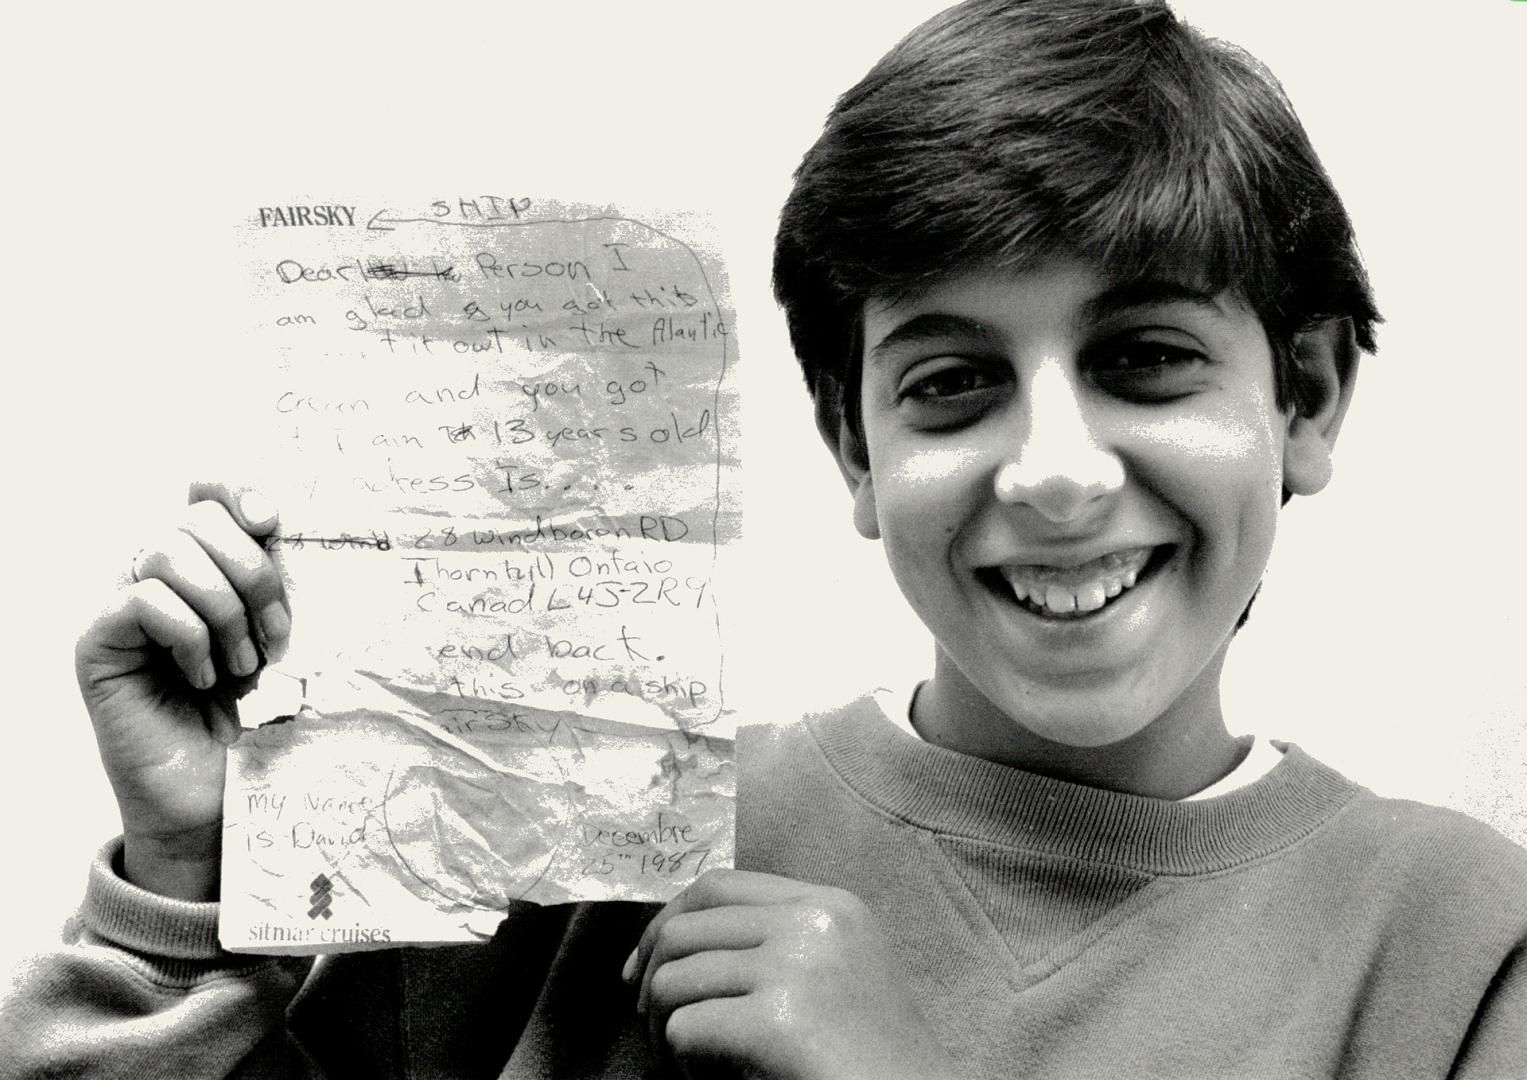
left=898, top=363, right=1005, bottom=402
left=893, top=360, right=1008, bottom=429
left=1087, top=339, right=1208, bottom=396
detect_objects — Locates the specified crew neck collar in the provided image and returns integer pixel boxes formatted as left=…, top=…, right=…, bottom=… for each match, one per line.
left=805, top=695, right=1359, bottom=876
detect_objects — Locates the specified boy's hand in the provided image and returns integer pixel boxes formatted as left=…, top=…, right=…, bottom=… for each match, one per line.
left=626, top=869, right=958, bottom=1080
left=75, top=483, right=289, bottom=901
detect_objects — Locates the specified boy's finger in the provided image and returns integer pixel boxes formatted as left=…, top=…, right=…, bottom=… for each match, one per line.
left=644, top=949, right=754, bottom=1057
left=200, top=683, right=244, bottom=748
left=187, top=482, right=280, bottom=537
left=81, top=582, right=244, bottom=753
left=628, top=880, right=708, bottom=983
left=684, top=869, right=812, bottom=907
left=132, top=525, right=268, bottom=680
left=86, top=578, right=216, bottom=692
left=663, top=997, right=751, bottom=1072
left=635, top=906, right=769, bottom=1016
left=625, top=870, right=807, bottom=985
left=178, top=500, right=285, bottom=596
left=180, top=500, right=290, bottom=657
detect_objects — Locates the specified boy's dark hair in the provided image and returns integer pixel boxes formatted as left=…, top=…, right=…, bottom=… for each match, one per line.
left=774, top=0, right=1381, bottom=458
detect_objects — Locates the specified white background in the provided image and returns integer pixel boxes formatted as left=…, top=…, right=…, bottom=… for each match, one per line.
left=4, top=1, right=1523, bottom=981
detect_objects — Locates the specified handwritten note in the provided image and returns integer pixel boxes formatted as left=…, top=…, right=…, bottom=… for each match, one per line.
left=220, top=197, right=737, bottom=953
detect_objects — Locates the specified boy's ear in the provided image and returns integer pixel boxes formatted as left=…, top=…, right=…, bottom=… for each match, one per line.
left=1283, top=317, right=1360, bottom=497
left=813, top=379, right=881, bottom=540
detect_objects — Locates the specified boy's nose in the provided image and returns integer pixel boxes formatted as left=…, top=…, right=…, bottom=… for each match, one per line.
left=994, top=359, right=1124, bottom=523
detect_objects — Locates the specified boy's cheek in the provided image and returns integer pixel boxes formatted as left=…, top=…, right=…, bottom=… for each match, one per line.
left=1133, top=406, right=1276, bottom=465
left=864, top=428, right=987, bottom=497
left=882, top=443, right=986, bottom=484
left=880, top=435, right=1012, bottom=519
left=1134, top=410, right=1287, bottom=517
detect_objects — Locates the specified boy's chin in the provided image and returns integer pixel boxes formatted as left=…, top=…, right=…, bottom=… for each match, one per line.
left=928, top=659, right=1183, bottom=754
left=1012, top=704, right=1161, bottom=750
left=991, top=658, right=1229, bottom=751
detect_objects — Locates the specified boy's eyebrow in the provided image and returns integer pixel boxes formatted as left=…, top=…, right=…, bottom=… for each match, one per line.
left=1082, top=279, right=1227, bottom=324
left=866, top=280, right=1231, bottom=365
left=866, top=313, right=994, bottom=365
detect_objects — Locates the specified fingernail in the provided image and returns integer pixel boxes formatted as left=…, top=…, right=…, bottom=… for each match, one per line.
left=240, top=491, right=276, bottom=526
left=259, top=602, right=290, bottom=647
left=213, top=714, right=242, bottom=747
left=232, top=639, right=259, bottom=677
left=621, top=947, right=639, bottom=983
left=197, top=659, right=217, bottom=690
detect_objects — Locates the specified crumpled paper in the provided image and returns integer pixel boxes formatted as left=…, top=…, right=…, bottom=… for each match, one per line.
left=220, top=197, right=738, bottom=953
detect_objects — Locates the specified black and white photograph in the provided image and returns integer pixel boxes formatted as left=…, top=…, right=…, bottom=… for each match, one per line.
left=3, top=2, right=1524, bottom=1076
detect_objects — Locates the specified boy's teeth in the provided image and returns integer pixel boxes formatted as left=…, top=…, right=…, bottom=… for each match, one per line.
left=999, top=546, right=1155, bottom=616
left=1076, top=582, right=1107, bottom=612
left=1044, top=586, right=1076, bottom=614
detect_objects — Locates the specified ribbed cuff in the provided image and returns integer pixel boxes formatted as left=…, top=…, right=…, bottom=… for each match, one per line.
left=84, top=838, right=227, bottom=961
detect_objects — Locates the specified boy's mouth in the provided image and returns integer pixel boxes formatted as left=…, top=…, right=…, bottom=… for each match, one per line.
left=984, top=545, right=1172, bottom=620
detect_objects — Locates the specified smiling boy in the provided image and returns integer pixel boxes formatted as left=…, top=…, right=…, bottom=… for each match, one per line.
left=768, top=0, right=1377, bottom=805
left=730, top=0, right=1526, bottom=1075
left=5, top=1, right=1525, bottom=1078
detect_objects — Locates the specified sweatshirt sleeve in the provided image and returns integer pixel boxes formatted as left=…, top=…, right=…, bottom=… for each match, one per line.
left=0, top=839, right=313, bottom=1079
left=1452, top=944, right=1527, bottom=1080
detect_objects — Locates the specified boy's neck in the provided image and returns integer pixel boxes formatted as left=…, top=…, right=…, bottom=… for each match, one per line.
left=911, top=657, right=1246, bottom=800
